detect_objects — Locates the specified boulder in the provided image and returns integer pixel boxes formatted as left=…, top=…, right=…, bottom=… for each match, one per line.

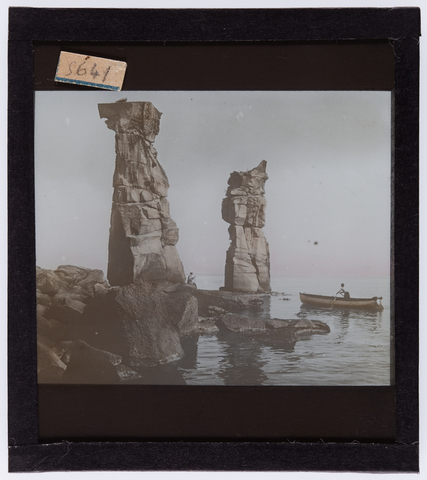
left=75, top=268, right=109, bottom=290
left=36, top=266, right=113, bottom=345
left=37, top=335, right=67, bottom=383
left=263, top=319, right=298, bottom=344
left=56, top=340, right=75, bottom=364
left=75, top=283, right=184, bottom=367
left=37, top=315, right=68, bottom=342
left=193, top=317, right=219, bottom=335
left=36, top=290, right=52, bottom=307
left=287, top=319, right=331, bottom=337
left=207, top=306, right=228, bottom=317
left=193, top=289, right=264, bottom=315
left=115, top=364, right=141, bottom=382
left=47, top=297, right=86, bottom=325
left=52, top=266, right=110, bottom=299
left=113, top=283, right=184, bottom=366
left=36, top=268, right=67, bottom=296
left=61, top=340, right=121, bottom=384
left=93, top=283, right=110, bottom=298
left=218, top=313, right=267, bottom=333
left=164, top=292, right=199, bottom=336
left=162, top=283, right=196, bottom=294
left=50, top=285, right=92, bottom=306
left=213, top=312, right=330, bottom=345
left=54, top=264, right=90, bottom=281
left=36, top=303, right=49, bottom=320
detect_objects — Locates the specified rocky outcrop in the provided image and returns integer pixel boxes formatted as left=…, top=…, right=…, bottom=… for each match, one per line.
left=36, top=265, right=206, bottom=382
left=193, top=289, right=264, bottom=316
left=37, top=334, right=67, bottom=383
left=218, top=313, right=267, bottom=333
left=115, top=364, right=142, bottom=382
left=163, top=292, right=199, bottom=336
left=222, top=160, right=271, bottom=293
left=189, top=317, right=219, bottom=335
left=36, top=264, right=331, bottom=383
left=36, top=265, right=116, bottom=383
left=212, top=311, right=330, bottom=344
left=61, top=340, right=122, bottom=384
left=98, top=101, right=185, bottom=286
left=162, top=290, right=219, bottom=335
left=36, top=265, right=110, bottom=341
left=75, top=283, right=185, bottom=367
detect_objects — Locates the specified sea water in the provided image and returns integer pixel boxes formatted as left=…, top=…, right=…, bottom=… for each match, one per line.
left=138, top=275, right=391, bottom=386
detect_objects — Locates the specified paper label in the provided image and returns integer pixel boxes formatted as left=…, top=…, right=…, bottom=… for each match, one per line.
left=55, top=52, right=127, bottom=91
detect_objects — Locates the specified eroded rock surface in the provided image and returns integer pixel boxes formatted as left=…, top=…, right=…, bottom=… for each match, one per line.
left=36, top=265, right=110, bottom=341
left=98, top=101, right=185, bottom=286
left=37, top=334, right=67, bottom=383
left=213, top=311, right=330, bottom=345
left=61, top=339, right=122, bottom=384
left=36, top=265, right=196, bottom=382
left=194, top=289, right=264, bottom=316
left=164, top=292, right=199, bottom=336
left=218, top=313, right=267, bottom=333
left=74, top=283, right=185, bottom=367
left=222, top=160, right=271, bottom=293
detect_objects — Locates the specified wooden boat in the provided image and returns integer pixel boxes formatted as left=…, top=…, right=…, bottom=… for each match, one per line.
left=299, top=292, right=384, bottom=311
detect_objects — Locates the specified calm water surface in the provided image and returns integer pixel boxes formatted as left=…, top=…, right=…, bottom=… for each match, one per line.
left=141, top=275, right=391, bottom=386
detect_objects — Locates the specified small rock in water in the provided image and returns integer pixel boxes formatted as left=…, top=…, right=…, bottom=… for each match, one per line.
left=207, top=306, right=227, bottom=317
left=61, top=339, right=121, bottom=384
left=115, top=364, right=141, bottom=382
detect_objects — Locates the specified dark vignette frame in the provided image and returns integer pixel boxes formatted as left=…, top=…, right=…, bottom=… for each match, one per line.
left=8, top=7, right=420, bottom=472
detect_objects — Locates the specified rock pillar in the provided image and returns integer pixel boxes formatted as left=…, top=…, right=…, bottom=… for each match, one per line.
left=98, top=101, right=185, bottom=286
left=221, top=160, right=271, bottom=293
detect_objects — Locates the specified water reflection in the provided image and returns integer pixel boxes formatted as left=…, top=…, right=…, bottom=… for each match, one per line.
left=298, top=304, right=382, bottom=322
left=179, top=335, right=198, bottom=369
left=337, top=313, right=350, bottom=339
left=216, top=331, right=269, bottom=385
left=296, top=304, right=385, bottom=340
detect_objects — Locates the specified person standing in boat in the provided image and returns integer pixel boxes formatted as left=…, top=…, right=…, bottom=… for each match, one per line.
left=336, top=283, right=350, bottom=299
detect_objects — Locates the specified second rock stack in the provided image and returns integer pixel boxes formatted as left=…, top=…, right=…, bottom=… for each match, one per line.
left=222, top=160, right=271, bottom=293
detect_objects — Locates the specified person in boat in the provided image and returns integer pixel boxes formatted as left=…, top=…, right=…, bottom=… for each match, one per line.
left=187, top=272, right=196, bottom=287
left=336, top=283, right=350, bottom=299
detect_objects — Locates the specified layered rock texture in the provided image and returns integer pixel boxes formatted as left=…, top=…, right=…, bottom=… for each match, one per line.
left=222, top=160, right=271, bottom=293
left=98, top=101, right=185, bottom=286
left=36, top=265, right=130, bottom=383
left=36, top=265, right=202, bottom=383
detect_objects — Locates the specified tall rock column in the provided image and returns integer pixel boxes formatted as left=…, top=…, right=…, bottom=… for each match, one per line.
left=222, top=160, right=271, bottom=293
left=98, top=101, right=185, bottom=286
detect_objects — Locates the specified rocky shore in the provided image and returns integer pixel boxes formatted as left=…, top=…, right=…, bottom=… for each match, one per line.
left=37, top=265, right=330, bottom=384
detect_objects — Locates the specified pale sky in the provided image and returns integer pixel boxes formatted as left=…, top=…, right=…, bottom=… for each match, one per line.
left=35, top=90, right=391, bottom=278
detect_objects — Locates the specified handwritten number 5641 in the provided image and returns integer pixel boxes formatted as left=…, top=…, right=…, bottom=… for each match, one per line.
left=66, top=60, right=111, bottom=83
